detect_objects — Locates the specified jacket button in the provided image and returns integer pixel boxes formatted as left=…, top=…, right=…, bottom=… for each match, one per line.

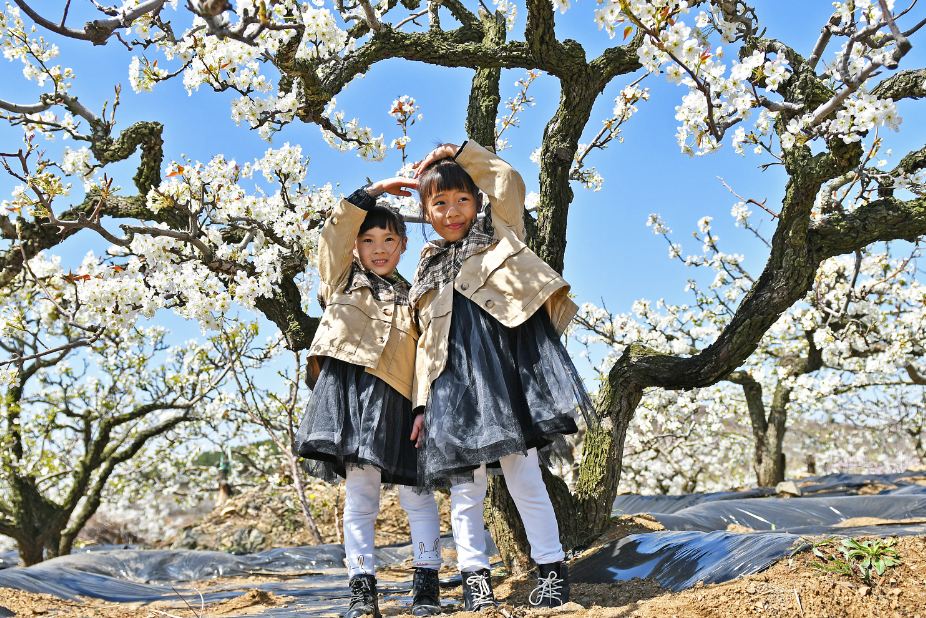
left=377, top=336, right=386, bottom=344
left=485, top=300, right=494, bottom=308
left=383, top=308, right=392, bottom=316
left=460, top=283, right=469, bottom=291
left=331, top=217, right=339, bottom=225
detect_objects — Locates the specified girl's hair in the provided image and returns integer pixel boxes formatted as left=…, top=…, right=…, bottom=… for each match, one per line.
left=417, top=157, right=481, bottom=219
left=359, top=205, right=407, bottom=238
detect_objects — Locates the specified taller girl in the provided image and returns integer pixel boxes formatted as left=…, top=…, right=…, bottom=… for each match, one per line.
left=409, top=141, right=596, bottom=609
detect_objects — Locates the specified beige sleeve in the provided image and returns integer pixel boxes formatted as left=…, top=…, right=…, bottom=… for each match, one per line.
left=455, top=140, right=527, bottom=241
left=316, top=198, right=367, bottom=300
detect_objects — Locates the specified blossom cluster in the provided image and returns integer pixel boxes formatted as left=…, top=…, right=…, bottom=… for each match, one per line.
left=389, top=95, right=421, bottom=161
left=1, top=6, right=73, bottom=88
left=51, top=144, right=335, bottom=332
left=593, top=0, right=907, bottom=157
left=319, top=99, right=387, bottom=161
left=493, top=0, right=518, bottom=31
left=121, top=1, right=391, bottom=158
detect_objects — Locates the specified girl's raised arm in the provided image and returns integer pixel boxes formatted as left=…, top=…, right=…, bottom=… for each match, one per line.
left=316, top=199, right=368, bottom=293
left=454, top=141, right=527, bottom=240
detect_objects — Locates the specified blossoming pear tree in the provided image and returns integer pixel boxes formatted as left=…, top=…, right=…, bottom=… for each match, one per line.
left=577, top=206, right=925, bottom=491
left=0, top=0, right=925, bottom=572
left=0, top=253, right=246, bottom=565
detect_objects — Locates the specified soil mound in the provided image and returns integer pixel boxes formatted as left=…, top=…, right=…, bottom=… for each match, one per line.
left=162, top=482, right=452, bottom=552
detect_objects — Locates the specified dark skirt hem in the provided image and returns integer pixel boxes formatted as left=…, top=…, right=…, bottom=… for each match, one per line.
left=293, top=357, right=422, bottom=488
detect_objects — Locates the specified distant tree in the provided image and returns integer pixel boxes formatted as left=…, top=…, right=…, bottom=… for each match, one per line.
left=578, top=216, right=926, bottom=489
left=0, top=254, right=238, bottom=565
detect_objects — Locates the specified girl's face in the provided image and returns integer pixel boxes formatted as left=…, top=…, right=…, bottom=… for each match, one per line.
left=354, top=226, right=407, bottom=277
left=424, top=188, right=480, bottom=242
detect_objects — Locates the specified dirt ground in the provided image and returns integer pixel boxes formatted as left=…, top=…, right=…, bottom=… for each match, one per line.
left=156, top=482, right=454, bottom=551
left=5, top=529, right=925, bottom=617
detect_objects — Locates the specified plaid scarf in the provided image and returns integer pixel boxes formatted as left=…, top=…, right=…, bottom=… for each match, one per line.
left=318, top=262, right=410, bottom=310
left=409, top=209, right=498, bottom=307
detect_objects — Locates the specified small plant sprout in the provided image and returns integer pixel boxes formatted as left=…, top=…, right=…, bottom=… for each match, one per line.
left=804, top=536, right=901, bottom=583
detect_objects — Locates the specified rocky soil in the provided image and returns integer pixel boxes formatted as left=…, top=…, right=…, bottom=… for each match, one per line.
left=161, top=481, right=453, bottom=553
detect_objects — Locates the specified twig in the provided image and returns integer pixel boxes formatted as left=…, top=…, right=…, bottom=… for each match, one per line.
left=171, top=586, right=205, bottom=618
left=837, top=250, right=863, bottom=318
left=146, top=610, right=188, bottom=618
left=394, top=9, right=429, bottom=29
left=794, top=586, right=804, bottom=617
left=718, top=177, right=780, bottom=218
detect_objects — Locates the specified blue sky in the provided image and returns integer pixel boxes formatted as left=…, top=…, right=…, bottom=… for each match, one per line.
left=2, top=1, right=924, bottom=382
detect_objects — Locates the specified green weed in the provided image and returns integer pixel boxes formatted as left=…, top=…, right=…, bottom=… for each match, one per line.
left=800, top=536, right=901, bottom=583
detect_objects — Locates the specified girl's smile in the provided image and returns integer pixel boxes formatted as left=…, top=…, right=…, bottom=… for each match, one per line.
left=354, top=226, right=407, bottom=276
left=425, top=188, right=480, bottom=242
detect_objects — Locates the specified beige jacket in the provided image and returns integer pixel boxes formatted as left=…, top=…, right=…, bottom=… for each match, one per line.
left=413, top=141, right=578, bottom=408
left=307, top=198, right=418, bottom=399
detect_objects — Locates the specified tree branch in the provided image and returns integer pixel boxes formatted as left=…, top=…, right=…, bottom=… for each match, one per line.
left=871, top=67, right=926, bottom=101
left=727, top=370, right=768, bottom=436
left=810, top=194, right=926, bottom=259
left=13, top=0, right=167, bottom=45
left=906, top=364, right=926, bottom=385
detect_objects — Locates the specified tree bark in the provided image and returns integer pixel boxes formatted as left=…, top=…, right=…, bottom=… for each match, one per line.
left=571, top=347, right=645, bottom=536
left=908, top=426, right=926, bottom=465
left=728, top=331, right=823, bottom=486
left=755, top=395, right=788, bottom=487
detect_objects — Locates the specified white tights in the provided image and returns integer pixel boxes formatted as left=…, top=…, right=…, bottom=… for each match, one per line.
left=450, top=448, right=564, bottom=572
left=343, top=466, right=442, bottom=577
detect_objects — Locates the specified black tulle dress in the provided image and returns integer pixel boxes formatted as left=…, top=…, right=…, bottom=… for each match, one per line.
left=294, top=357, right=420, bottom=487
left=417, top=291, right=596, bottom=488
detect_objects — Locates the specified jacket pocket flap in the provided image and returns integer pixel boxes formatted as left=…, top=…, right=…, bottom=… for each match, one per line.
left=327, top=290, right=389, bottom=321
left=459, top=235, right=523, bottom=283
left=393, top=312, right=419, bottom=338
left=417, top=288, right=453, bottom=327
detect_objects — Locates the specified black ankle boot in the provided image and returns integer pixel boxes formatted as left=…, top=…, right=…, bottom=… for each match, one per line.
left=345, top=573, right=381, bottom=618
left=411, top=567, right=442, bottom=615
left=461, top=568, right=496, bottom=612
left=529, top=562, right=570, bottom=608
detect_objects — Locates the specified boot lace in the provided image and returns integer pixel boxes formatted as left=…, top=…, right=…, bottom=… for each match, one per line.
left=350, top=577, right=372, bottom=606
left=413, top=568, right=439, bottom=603
left=465, top=571, right=494, bottom=610
left=529, top=571, right=564, bottom=606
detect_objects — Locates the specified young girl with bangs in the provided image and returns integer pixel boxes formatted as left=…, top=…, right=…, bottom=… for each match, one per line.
left=407, top=141, right=596, bottom=610
left=294, top=178, right=443, bottom=618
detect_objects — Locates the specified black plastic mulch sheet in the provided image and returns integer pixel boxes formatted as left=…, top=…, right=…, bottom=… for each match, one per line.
left=0, top=566, right=421, bottom=606
left=0, top=552, right=18, bottom=570
left=611, top=471, right=926, bottom=516
left=611, top=488, right=777, bottom=516
left=569, top=522, right=926, bottom=592
left=571, top=531, right=798, bottom=591
left=799, top=470, right=926, bottom=496
left=0, top=534, right=480, bottom=606
left=1, top=472, right=924, bottom=613
left=651, top=495, right=926, bottom=532
left=0, top=543, right=141, bottom=571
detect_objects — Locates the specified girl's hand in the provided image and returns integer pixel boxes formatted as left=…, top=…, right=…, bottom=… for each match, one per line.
left=368, top=177, right=419, bottom=197
left=413, top=143, right=459, bottom=178
left=410, top=413, right=425, bottom=448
